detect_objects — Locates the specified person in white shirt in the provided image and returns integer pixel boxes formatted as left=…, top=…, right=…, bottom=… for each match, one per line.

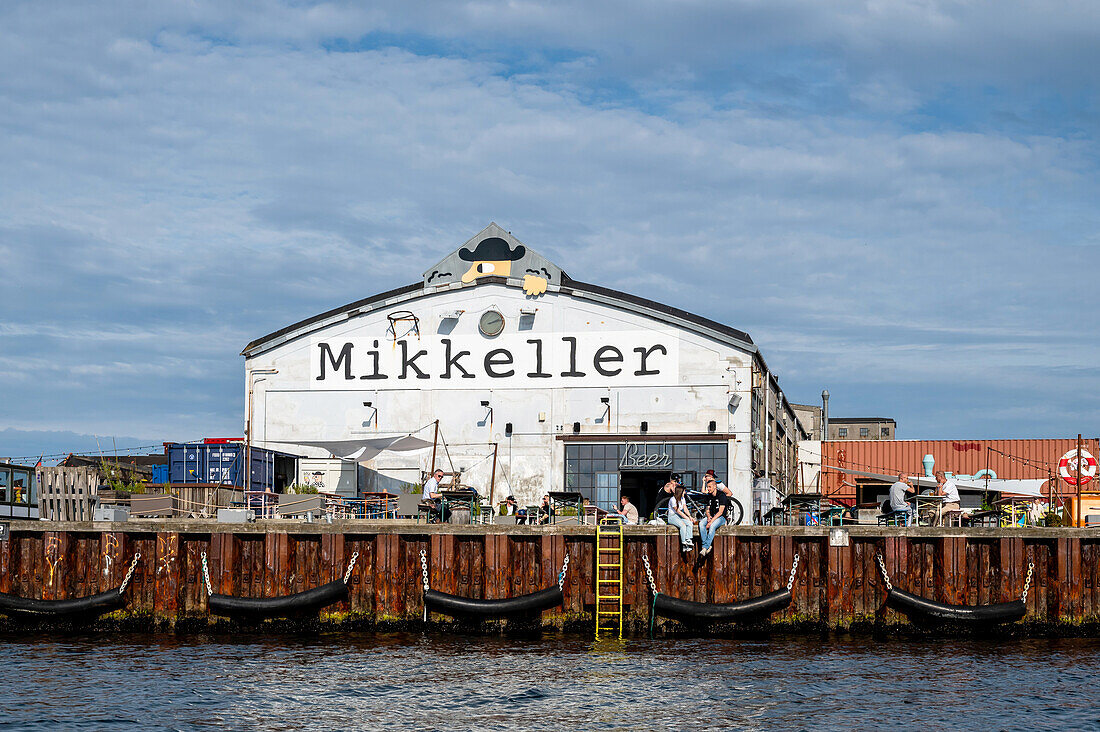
left=665, top=482, right=695, bottom=553
left=935, top=471, right=961, bottom=525
left=421, top=469, right=449, bottom=522
left=618, top=495, right=640, bottom=525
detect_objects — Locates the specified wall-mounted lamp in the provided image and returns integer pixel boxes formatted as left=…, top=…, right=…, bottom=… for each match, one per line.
left=519, top=307, right=537, bottom=316
left=600, top=397, right=610, bottom=404
left=572, top=421, right=581, bottom=434
left=728, top=393, right=742, bottom=410
left=505, top=422, right=513, bottom=437
left=441, top=309, right=464, bottom=320
left=479, top=400, right=493, bottom=431
left=708, top=420, right=717, bottom=433
left=640, top=421, right=648, bottom=433
left=362, top=401, right=378, bottom=428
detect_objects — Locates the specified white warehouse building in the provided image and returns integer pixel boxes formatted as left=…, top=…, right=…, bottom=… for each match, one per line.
left=243, top=224, right=806, bottom=523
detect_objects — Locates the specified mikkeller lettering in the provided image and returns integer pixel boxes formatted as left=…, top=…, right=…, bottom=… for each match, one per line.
left=312, top=334, right=674, bottom=388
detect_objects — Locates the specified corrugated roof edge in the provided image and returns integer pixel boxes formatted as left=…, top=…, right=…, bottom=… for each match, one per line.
left=242, top=274, right=755, bottom=355
left=559, top=274, right=754, bottom=346
left=241, top=281, right=424, bottom=355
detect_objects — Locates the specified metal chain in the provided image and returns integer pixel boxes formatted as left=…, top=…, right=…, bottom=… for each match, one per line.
left=117, top=553, right=141, bottom=594
left=1021, top=562, right=1035, bottom=603
left=200, top=551, right=213, bottom=597
left=876, top=554, right=893, bottom=592
left=342, top=551, right=360, bottom=584
left=786, top=553, right=801, bottom=592
left=420, top=549, right=430, bottom=622
left=558, top=553, right=570, bottom=592
left=641, top=549, right=657, bottom=595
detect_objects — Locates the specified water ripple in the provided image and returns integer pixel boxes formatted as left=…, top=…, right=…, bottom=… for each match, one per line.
left=1, top=633, right=1099, bottom=731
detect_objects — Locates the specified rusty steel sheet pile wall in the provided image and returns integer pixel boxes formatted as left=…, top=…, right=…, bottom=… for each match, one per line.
left=2, top=524, right=1100, bottom=631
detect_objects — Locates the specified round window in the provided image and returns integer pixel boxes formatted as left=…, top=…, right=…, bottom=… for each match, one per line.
left=479, top=309, right=505, bottom=337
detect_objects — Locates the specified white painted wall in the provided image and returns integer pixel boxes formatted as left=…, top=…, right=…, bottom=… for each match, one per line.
left=248, top=280, right=755, bottom=508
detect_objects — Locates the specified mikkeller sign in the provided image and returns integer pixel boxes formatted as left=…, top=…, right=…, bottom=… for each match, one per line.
left=310, top=333, right=680, bottom=389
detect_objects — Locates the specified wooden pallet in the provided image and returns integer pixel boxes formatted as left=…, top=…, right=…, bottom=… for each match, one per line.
left=36, top=467, right=97, bottom=521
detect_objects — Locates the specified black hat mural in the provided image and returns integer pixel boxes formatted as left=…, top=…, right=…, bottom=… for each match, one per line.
left=460, top=237, right=528, bottom=284
left=459, top=237, right=525, bottom=263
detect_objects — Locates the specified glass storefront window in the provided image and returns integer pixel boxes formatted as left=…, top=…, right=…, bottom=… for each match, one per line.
left=564, top=442, right=728, bottom=505
left=12, top=469, right=31, bottom=505
left=0, top=468, right=8, bottom=503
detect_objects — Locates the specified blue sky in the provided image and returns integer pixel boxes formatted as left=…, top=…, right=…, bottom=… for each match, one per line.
left=2, top=0, right=1100, bottom=461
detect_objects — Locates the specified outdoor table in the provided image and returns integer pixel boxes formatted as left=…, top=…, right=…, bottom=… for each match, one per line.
left=820, top=503, right=847, bottom=526
left=993, top=496, right=1035, bottom=527
left=244, top=490, right=279, bottom=519
left=582, top=504, right=607, bottom=525
left=440, top=490, right=478, bottom=524
left=362, top=491, right=398, bottom=519
left=962, top=510, right=999, bottom=527
left=910, top=493, right=945, bottom=526
left=548, top=491, right=584, bottom=525
left=761, top=506, right=785, bottom=526
left=781, top=493, right=823, bottom=526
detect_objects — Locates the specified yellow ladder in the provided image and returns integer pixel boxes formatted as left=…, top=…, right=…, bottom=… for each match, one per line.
left=595, top=517, right=623, bottom=639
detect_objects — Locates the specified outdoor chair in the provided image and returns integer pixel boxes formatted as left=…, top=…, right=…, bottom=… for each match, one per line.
left=878, top=509, right=910, bottom=526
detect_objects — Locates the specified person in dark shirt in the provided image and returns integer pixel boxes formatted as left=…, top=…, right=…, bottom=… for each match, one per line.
left=536, top=494, right=556, bottom=525
left=651, top=473, right=682, bottom=520
left=699, top=480, right=730, bottom=557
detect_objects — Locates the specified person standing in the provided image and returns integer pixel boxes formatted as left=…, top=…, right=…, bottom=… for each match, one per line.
left=666, top=483, right=695, bottom=553
left=651, top=473, right=681, bottom=521
left=422, top=468, right=450, bottom=523
left=705, top=470, right=731, bottom=497
left=934, top=471, right=961, bottom=525
left=699, top=481, right=730, bottom=557
left=889, top=473, right=915, bottom=526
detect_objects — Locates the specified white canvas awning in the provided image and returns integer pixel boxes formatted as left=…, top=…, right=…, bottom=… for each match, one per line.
left=286, top=435, right=434, bottom=462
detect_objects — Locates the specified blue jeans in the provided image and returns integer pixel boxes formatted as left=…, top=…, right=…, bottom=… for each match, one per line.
left=667, top=510, right=693, bottom=546
left=700, top=515, right=726, bottom=550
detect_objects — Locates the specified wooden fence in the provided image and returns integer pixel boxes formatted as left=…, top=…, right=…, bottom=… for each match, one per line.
left=2, top=524, right=1100, bottom=631
left=35, top=467, right=98, bottom=521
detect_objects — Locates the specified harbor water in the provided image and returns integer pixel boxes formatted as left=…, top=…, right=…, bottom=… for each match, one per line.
left=2, top=633, right=1098, bottom=730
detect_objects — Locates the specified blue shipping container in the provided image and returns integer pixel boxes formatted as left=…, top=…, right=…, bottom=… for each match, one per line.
left=150, top=464, right=169, bottom=485
left=165, top=442, right=299, bottom=493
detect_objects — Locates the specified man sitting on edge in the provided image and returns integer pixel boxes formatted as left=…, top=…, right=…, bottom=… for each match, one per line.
left=699, top=480, right=730, bottom=557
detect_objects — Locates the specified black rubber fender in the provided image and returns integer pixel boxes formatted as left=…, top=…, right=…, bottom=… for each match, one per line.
left=208, top=580, right=348, bottom=618
left=654, top=588, right=792, bottom=623
left=886, top=588, right=1025, bottom=625
left=424, top=586, right=564, bottom=618
left=0, top=589, right=126, bottom=619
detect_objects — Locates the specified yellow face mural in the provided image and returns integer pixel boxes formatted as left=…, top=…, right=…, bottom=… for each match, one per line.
left=459, top=236, right=547, bottom=296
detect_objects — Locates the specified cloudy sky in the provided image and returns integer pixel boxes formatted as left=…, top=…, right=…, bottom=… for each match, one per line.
left=2, top=1, right=1099, bottom=460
